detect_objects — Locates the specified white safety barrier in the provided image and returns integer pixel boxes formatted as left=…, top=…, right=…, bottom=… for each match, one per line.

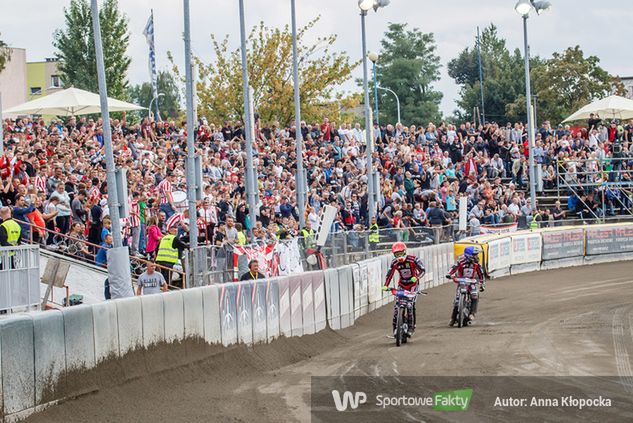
left=252, top=280, right=268, bottom=343
left=33, top=310, right=65, bottom=406
left=182, top=288, right=204, bottom=340
left=1, top=315, right=35, bottom=418
left=116, top=297, right=143, bottom=355
left=163, top=291, right=185, bottom=343
left=265, top=278, right=280, bottom=342
left=201, top=285, right=221, bottom=345
left=92, top=301, right=120, bottom=362
left=140, top=294, right=165, bottom=348
left=237, top=282, right=253, bottom=344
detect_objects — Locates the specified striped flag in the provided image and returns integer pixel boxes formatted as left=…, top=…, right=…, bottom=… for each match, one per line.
left=143, top=10, right=160, bottom=121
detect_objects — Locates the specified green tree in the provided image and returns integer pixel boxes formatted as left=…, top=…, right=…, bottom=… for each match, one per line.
left=170, top=17, right=359, bottom=125
left=0, top=33, right=10, bottom=73
left=506, top=46, right=624, bottom=124
left=448, top=24, right=528, bottom=123
left=375, top=23, right=442, bottom=125
left=53, top=0, right=131, bottom=99
left=128, top=71, right=182, bottom=120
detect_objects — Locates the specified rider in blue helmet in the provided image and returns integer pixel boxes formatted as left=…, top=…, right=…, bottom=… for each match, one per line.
left=446, top=245, right=485, bottom=326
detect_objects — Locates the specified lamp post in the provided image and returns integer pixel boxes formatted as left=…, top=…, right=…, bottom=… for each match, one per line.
left=90, top=0, right=133, bottom=298
left=291, top=0, right=305, bottom=228
left=377, top=86, right=400, bottom=124
left=149, top=92, right=165, bottom=120
left=515, top=0, right=551, bottom=212
left=238, top=0, right=258, bottom=229
left=368, top=51, right=379, bottom=126
left=359, top=0, right=390, bottom=223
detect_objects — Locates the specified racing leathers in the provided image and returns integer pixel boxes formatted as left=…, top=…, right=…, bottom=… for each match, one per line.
left=447, top=257, right=485, bottom=321
left=384, top=255, right=425, bottom=333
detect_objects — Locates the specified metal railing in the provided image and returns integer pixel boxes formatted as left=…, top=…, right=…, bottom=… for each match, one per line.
left=0, top=245, right=40, bottom=313
left=16, top=219, right=186, bottom=290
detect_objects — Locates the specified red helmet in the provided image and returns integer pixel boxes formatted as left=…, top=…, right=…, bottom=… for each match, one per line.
left=392, top=242, right=407, bottom=261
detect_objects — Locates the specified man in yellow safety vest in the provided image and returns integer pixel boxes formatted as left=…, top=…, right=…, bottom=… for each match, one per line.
left=0, top=207, right=22, bottom=269
left=368, top=216, right=380, bottom=249
left=155, top=226, right=188, bottom=288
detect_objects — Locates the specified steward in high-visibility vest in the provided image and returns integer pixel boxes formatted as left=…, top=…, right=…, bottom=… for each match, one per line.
left=530, top=211, right=541, bottom=230
left=368, top=217, right=380, bottom=247
left=0, top=207, right=21, bottom=260
left=156, top=234, right=179, bottom=264
left=301, top=222, right=317, bottom=250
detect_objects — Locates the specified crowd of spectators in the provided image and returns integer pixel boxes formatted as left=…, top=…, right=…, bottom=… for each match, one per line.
left=0, top=111, right=631, bottom=263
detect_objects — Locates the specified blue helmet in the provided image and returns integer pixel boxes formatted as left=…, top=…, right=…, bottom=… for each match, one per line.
left=464, top=246, right=481, bottom=258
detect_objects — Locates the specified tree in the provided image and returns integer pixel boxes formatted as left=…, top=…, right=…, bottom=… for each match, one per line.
left=375, top=23, right=443, bottom=125
left=53, top=0, right=131, bottom=99
left=506, top=46, right=624, bottom=124
left=170, top=17, right=359, bottom=125
left=128, top=71, right=182, bottom=120
left=0, top=33, right=10, bottom=73
left=448, top=24, right=527, bottom=123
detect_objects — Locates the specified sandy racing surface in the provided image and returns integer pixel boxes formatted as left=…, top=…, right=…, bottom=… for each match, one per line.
left=27, top=261, right=633, bottom=422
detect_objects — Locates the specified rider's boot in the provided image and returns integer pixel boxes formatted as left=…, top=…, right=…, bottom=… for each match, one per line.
left=449, top=306, right=458, bottom=327
left=469, top=298, right=479, bottom=322
left=407, top=309, right=415, bottom=336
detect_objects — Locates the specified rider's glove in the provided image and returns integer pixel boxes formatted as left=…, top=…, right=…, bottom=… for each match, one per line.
left=381, top=286, right=390, bottom=292
left=410, top=276, right=417, bottom=283
left=445, top=274, right=452, bottom=280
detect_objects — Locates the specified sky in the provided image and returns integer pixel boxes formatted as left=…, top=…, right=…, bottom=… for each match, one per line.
left=2, top=0, right=632, bottom=117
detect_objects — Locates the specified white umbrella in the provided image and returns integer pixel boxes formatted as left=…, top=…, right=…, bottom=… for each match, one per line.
left=562, top=95, right=633, bottom=123
left=2, top=87, right=145, bottom=116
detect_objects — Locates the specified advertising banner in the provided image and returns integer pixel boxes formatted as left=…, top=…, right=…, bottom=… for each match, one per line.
left=480, top=223, right=518, bottom=234
left=586, top=225, right=633, bottom=255
left=511, top=234, right=542, bottom=265
left=487, top=237, right=511, bottom=272
left=541, top=229, right=585, bottom=260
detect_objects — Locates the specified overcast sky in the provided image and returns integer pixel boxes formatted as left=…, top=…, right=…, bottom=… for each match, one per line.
left=3, top=0, right=631, bottom=116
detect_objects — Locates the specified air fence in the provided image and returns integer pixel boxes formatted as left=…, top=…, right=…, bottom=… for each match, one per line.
left=1, top=225, right=633, bottom=421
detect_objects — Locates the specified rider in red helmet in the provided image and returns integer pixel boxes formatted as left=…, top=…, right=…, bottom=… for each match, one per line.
left=383, top=242, right=425, bottom=336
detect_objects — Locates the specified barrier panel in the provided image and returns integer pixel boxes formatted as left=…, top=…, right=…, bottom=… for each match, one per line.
left=33, top=310, right=66, bottom=406
left=219, top=283, right=238, bottom=346
left=201, top=285, right=221, bottom=345
left=182, top=288, right=204, bottom=340
left=1, top=315, right=35, bottom=417
left=62, top=305, right=96, bottom=372
left=252, top=280, right=268, bottom=343
left=487, top=237, right=511, bottom=277
left=163, top=291, right=185, bottom=343
left=265, top=278, right=280, bottom=342
left=337, top=266, right=354, bottom=329
left=278, top=277, right=291, bottom=337
left=237, top=282, right=253, bottom=345
left=366, top=259, right=382, bottom=312
left=140, top=294, right=165, bottom=348
left=323, top=269, right=341, bottom=330
left=301, top=274, right=315, bottom=335
left=511, top=233, right=542, bottom=265
left=289, top=276, right=303, bottom=337
left=116, top=297, right=143, bottom=355
left=92, top=301, right=120, bottom=362
left=541, top=228, right=585, bottom=261
left=586, top=224, right=633, bottom=256
left=312, top=272, right=327, bottom=332
left=353, top=263, right=369, bottom=318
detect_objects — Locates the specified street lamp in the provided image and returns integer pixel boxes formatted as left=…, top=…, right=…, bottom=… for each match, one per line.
left=291, top=0, right=306, bottom=228
left=377, top=86, right=400, bottom=124
left=359, top=0, right=389, bottom=223
left=515, top=0, right=551, bottom=212
left=368, top=51, right=379, bottom=127
left=148, top=92, right=165, bottom=120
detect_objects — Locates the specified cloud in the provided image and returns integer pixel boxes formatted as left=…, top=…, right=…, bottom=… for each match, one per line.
left=2, top=0, right=631, bottom=116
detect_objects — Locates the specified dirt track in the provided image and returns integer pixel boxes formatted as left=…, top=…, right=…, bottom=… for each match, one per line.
left=27, top=261, right=633, bottom=423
